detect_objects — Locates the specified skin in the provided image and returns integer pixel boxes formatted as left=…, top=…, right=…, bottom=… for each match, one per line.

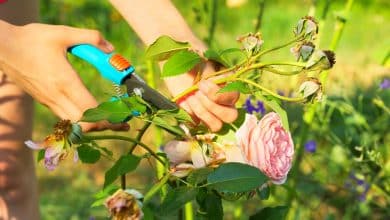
left=0, top=0, right=238, bottom=218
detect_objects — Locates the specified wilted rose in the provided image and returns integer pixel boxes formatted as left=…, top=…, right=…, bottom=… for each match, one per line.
left=24, top=120, right=80, bottom=170
left=105, top=189, right=143, bottom=220
left=236, top=113, right=294, bottom=184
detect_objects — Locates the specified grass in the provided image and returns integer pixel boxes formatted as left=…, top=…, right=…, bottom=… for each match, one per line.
left=33, top=0, right=389, bottom=219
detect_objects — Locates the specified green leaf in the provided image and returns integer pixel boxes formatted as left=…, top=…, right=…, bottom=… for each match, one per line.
left=219, top=81, right=251, bottom=94
left=37, top=149, right=45, bottom=162
left=162, top=50, right=202, bottom=77
left=77, top=144, right=101, bottom=164
left=187, top=167, right=214, bottom=186
left=91, top=184, right=119, bottom=207
left=145, top=35, right=190, bottom=61
left=156, top=108, right=193, bottom=123
left=207, top=162, right=267, bottom=193
left=122, top=96, right=147, bottom=114
left=257, top=184, right=270, bottom=200
left=104, top=154, right=141, bottom=188
left=203, top=49, right=230, bottom=67
left=81, top=100, right=131, bottom=123
left=158, top=187, right=197, bottom=215
left=255, top=93, right=290, bottom=131
left=249, top=206, right=289, bottom=220
left=152, top=116, right=185, bottom=136
left=197, top=191, right=223, bottom=220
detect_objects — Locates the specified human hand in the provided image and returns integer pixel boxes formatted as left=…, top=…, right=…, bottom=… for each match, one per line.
left=0, top=21, right=129, bottom=132
left=165, top=62, right=239, bottom=132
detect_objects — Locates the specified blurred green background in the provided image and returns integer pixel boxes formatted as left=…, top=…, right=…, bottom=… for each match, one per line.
left=34, top=0, right=389, bottom=219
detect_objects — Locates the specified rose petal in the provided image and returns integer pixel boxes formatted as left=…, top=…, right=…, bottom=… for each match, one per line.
left=24, top=140, right=44, bottom=150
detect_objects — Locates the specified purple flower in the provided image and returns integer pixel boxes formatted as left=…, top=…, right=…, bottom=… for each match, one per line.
left=304, top=140, right=317, bottom=153
left=244, top=97, right=266, bottom=115
left=345, top=172, right=370, bottom=202
left=379, top=78, right=390, bottom=89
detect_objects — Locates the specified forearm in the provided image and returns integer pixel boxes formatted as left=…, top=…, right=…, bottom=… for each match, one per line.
left=0, top=20, right=17, bottom=61
left=109, top=0, right=207, bottom=51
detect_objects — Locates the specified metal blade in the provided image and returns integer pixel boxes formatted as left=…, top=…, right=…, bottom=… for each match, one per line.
left=124, top=74, right=178, bottom=110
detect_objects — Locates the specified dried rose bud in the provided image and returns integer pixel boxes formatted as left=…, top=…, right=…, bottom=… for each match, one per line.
left=305, top=50, right=336, bottom=70
left=290, top=41, right=315, bottom=61
left=294, top=16, right=318, bottom=40
left=237, top=32, right=264, bottom=55
left=105, top=189, right=143, bottom=220
left=298, top=78, right=323, bottom=102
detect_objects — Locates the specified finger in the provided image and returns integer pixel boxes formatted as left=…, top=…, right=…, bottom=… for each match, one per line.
left=62, top=26, right=114, bottom=53
left=186, top=95, right=222, bottom=132
left=195, top=92, right=238, bottom=123
left=177, top=99, right=200, bottom=125
left=198, top=80, right=239, bottom=106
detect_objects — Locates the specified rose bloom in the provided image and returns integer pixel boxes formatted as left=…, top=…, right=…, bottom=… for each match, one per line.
left=105, top=189, right=143, bottom=220
left=236, top=113, right=294, bottom=184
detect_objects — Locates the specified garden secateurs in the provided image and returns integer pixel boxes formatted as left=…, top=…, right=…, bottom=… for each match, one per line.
left=68, top=44, right=177, bottom=112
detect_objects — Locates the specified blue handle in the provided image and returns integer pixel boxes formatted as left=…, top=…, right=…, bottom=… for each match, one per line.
left=68, top=44, right=134, bottom=85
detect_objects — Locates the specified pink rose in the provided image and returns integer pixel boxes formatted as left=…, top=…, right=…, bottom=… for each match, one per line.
left=236, top=113, right=294, bottom=184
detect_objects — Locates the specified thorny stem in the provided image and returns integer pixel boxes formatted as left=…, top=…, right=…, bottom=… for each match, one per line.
left=83, top=134, right=164, bottom=165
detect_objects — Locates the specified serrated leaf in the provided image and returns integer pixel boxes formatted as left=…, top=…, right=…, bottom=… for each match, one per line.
left=81, top=100, right=131, bottom=123
left=249, top=206, right=289, bottom=220
left=219, top=81, right=251, bottom=94
left=158, top=187, right=197, bottom=215
left=203, top=49, right=229, bottom=67
left=104, top=154, right=141, bottom=188
left=77, top=144, right=101, bottom=164
left=162, top=50, right=202, bottom=77
left=207, top=162, right=267, bottom=193
left=145, top=35, right=190, bottom=61
left=152, top=116, right=185, bottom=136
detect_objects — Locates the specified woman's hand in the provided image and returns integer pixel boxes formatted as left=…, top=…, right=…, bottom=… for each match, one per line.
left=0, top=21, right=129, bottom=132
left=165, top=62, right=239, bottom=132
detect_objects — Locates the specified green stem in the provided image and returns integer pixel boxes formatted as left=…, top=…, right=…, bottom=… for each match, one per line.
left=143, top=173, right=171, bottom=204
left=172, top=61, right=306, bottom=102
left=145, top=59, right=169, bottom=201
left=83, top=134, right=164, bottom=165
left=254, top=0, right=266, bottom=32
left=263, top=67, right=304, bottom=76
left=206, top=0, right=218, bottom=46
left=252, top=34, right=305, bottom=60
left=184, top=202, right=194, bottom=220
left=237, top=78, right=305, bottom=102
left=129, top=122, right=151, bottom=153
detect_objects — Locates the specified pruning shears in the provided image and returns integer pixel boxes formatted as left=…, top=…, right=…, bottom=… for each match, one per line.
left=68, top=44, right=177, bottom=111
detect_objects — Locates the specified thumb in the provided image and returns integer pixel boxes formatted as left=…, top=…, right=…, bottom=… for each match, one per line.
left=62, top=26, right=114, bottom=53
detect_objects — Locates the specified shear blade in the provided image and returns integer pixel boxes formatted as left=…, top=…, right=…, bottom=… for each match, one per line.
left=124, top=75, right=177, bottom=110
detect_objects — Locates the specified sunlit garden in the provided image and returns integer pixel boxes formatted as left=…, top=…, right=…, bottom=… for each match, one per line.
left=31, top=0, right=389, bottom=219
